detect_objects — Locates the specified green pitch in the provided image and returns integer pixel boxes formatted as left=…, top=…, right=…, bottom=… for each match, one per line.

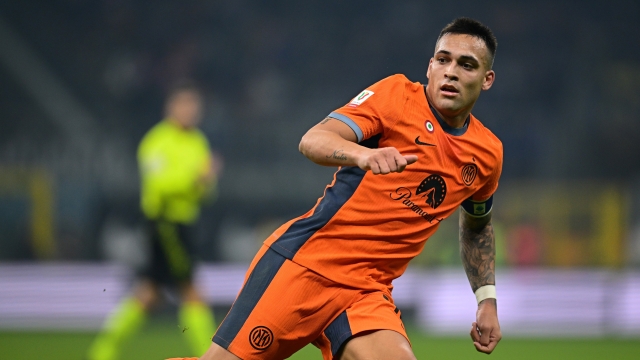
left=1, top=320, right=639, bottom=359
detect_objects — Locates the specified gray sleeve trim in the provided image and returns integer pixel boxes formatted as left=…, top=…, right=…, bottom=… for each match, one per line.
left=328, top=112, right=364, bottom=142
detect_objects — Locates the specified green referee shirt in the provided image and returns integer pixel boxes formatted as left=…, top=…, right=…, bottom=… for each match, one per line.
left=138, top=119, right=214, bottom=224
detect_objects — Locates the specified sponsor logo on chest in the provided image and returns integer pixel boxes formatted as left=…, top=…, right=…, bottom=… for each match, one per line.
left=389, top=174, right=446, bottom=223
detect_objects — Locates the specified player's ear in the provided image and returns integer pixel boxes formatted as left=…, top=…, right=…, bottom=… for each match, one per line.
left=426, top=58, right=434, bottom=79
left=481, top=70, right=495, bottom=91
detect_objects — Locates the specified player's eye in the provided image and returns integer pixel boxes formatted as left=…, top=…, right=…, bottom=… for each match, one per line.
left=437, top=57, right=447, bottom=64
left=460, top=62, right=478, bottom=70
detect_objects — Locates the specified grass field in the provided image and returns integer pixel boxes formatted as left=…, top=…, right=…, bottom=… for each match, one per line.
left=1, top=319, right=639, bottom=360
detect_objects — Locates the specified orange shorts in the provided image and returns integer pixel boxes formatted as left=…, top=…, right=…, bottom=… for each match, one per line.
left=212, top=245, right=408, bottom=360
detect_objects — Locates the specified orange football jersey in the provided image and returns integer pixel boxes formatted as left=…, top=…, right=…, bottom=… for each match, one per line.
left=264, top=74, right=503, bottom=291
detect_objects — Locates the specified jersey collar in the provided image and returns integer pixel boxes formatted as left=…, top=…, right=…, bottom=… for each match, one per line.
left=423, top=86, right=469, bottom=136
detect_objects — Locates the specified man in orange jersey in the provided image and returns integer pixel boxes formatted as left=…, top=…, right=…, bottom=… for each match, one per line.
left=171, top=16, right=502, bottom=360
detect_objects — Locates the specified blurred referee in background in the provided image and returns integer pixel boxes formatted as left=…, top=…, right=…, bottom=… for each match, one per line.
left=87, top=81, right=220, bottom=360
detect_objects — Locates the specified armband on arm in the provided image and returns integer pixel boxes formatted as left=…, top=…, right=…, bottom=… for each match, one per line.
left=461, top=196, right=493, bottom=217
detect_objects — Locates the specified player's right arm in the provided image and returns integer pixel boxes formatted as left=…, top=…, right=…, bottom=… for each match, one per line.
left=299, top=117, right=417, bottom=175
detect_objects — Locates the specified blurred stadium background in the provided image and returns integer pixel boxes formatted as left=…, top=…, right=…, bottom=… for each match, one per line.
left=1, top=0, right=640, bottom=359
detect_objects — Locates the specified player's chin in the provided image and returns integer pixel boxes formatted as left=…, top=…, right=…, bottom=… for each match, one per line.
left=433, top=98, right=464, bottom=114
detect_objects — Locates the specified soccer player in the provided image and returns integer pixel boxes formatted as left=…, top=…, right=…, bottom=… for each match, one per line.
left=87, top=81, right=220, bottom=360
left=172, top=17, right=502, bottom=360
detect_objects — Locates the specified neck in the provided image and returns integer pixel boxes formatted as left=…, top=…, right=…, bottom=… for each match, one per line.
left=425, top=92, right=471, bottom=129
left=438, top=110, right=469, bottom=129
left=167, top=117, right=191, bottom=129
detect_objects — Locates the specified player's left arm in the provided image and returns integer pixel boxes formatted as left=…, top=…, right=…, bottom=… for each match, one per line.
left=459, top=208, right=502, bottom=354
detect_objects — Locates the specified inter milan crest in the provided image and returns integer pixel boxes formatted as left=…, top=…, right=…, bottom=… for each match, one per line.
left=461, top=164, right=478, bottom=186
left=416, top=174, right=447, bottom=209
left=249, top=326, right=274, bottom=350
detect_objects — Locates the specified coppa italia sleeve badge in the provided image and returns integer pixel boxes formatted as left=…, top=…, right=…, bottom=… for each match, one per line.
left=348, top=90, right=374, bottom=107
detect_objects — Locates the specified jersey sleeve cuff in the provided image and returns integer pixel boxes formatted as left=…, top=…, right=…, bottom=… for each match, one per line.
left=461, top=196, right=493, bottom=217
left=328, top=112, right=364, bottom=142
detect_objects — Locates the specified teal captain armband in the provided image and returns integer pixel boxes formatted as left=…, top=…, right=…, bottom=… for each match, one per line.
left=461, top=196, right=493, bottom=217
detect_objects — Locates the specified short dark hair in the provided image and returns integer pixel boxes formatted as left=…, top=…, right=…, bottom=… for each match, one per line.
left=166, top=79, right=202, bottom=102
left=437, top=17, right=498, bottom=68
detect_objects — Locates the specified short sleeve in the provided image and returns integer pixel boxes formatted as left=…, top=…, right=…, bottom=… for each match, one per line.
left=472, top=142, right=503, bottom=201
left=328, top=74, right=407, bottom=142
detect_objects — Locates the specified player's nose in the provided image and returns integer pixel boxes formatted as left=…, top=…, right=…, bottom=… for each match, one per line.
left=444, top=66, right=459, bottom=81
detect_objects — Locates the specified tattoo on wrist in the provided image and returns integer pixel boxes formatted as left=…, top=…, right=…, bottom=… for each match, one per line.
left=460, top=214, right=495, bottom=292
left=326, top=149, right=348, bottom=161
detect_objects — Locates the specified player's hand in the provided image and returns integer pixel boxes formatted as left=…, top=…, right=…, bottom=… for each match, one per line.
left=356, top=147, right=418, bottom=175
left=470, top=298, right=501, bottom=354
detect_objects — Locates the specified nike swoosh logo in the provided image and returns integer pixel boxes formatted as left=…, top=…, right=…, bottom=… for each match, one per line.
left=415, top=136, right=436, bottom=146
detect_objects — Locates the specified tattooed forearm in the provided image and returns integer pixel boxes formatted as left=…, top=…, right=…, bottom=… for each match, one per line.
left=459, top=211, right=495, bottom=292
left=326, top=149, right=348, bottom=161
